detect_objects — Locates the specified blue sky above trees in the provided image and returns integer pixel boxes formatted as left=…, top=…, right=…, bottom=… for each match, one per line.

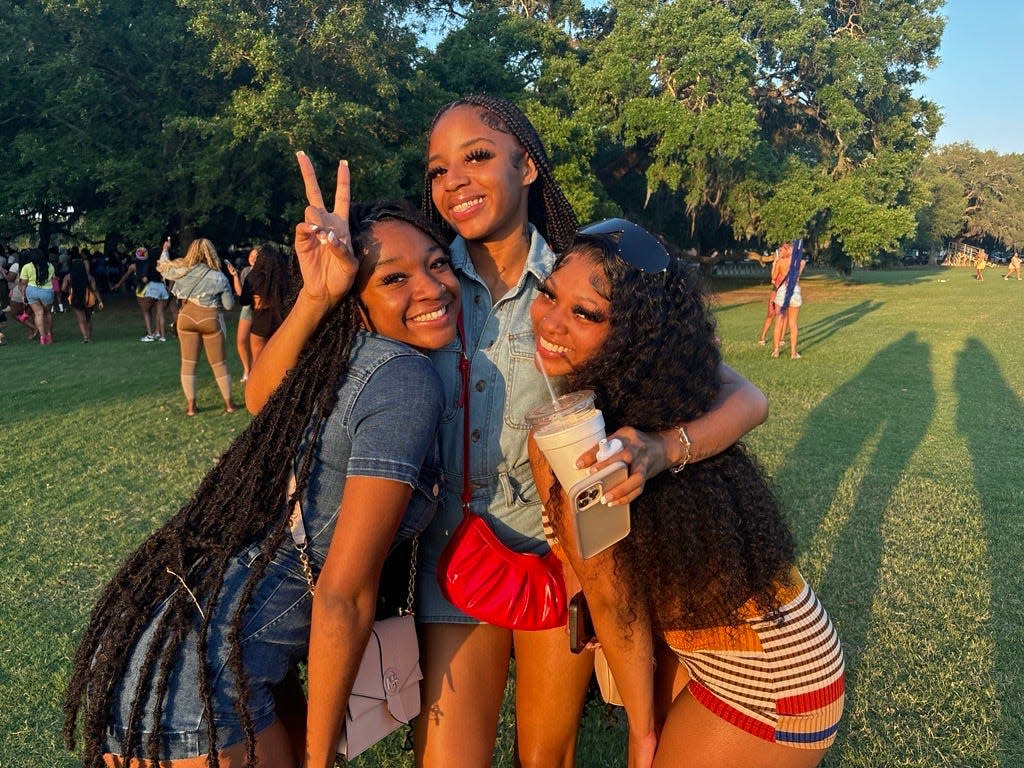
left=916, top=0, right=1024, bottom=153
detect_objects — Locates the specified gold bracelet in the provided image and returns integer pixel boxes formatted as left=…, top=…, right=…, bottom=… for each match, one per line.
left=669, top=424, right=692, bottom=475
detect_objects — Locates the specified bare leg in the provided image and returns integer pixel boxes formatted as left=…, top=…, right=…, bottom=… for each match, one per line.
left=236, top=316, right=253, bottom=380
left=415, top=623, right=512, bottom=768
left=154, top=299, right=167, bottom=338
left=788, top=306, right=801, bottom=358
left=30, top=301, right=47, bottom=341
left=137, top=296, right=154, bottom=337
left=512, top=626, right=594, bottom=768
left=72, top=306, right=89, bottom=341
left=652, top=686, right=828, bottom=768
left=250, top=333, right=268, bottom=364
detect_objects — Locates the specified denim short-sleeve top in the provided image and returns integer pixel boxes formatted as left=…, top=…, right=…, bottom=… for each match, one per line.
left=425, top=225, right=556, bottom=555
left=296, top=330, right=446, bottom=565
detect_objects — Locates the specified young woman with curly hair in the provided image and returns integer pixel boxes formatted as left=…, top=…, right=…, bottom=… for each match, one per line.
left=247, top=96, right=770, bottom=767
left=529, top=221, right=844, bottom=768
left=63, top=171, right=460, bottom=768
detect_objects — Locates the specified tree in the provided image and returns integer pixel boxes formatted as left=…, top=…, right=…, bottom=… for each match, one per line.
left=919, top=144, right=1024, bottom=251
left=544, top=0, right=944, bottom=264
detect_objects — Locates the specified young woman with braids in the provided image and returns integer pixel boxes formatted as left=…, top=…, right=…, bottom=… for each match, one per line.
left=63, top=182, right=461, bottom=768
left=246, top=95, right=769, bottom=767
left=529, top=221, right=844, bottom=768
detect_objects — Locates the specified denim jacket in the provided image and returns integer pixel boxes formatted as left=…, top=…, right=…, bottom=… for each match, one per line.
left=295, top=330, right=446, bottom=568
left=425, top=226, right=557, bottom=557
left=160, top=262, right=235, bottom=310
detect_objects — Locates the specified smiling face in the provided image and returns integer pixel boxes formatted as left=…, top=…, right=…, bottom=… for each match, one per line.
left=426, top=105, right=538, bottom=245
left=530, top=251, right=612, bottom=376
left=355, top=219, right=460, bottom=352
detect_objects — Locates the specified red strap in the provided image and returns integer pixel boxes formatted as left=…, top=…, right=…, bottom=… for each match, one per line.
left=457, top=314, right=472, bottom=516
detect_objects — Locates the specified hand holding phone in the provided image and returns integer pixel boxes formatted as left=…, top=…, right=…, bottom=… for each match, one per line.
left=566, top=461, right=631, bottom=559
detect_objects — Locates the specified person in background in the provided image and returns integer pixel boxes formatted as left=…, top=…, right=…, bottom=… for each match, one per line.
left=757, top=247, right=781, bottom=346
left=62, top=249, right=103, bottom=342
left=158, top=238, right=238, bottom=415
left=241, top=244, right=291, bottom=361
left=771, top=241, right=806, bottom=360
left=161, top=237, right=181, bottom=334
left=112, top=246, right=170, bottom=341
left=1002, top=251, right=1021, bottom=280
left=4, top=255, right=37, bottom=338
left=974, top=249, right=987, bottom=281
left=227, top=246, right=258, bottom=382
left=530, top=222, right=843, bottom=767
left=19, top=248, right=56, bottom=344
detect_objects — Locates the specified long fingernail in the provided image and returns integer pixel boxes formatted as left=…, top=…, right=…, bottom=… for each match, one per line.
left=340, top=159, right=348, bottom=167
left=327, top=230, right=340, bottom=246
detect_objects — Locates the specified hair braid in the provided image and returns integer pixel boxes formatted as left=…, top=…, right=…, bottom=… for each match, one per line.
left=422, top=94, right=579, bottom=251
left=64, top=203, right=434, bottom=765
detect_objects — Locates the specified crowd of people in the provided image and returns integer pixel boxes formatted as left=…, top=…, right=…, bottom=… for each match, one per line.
left=54, top=95, right=843, bottom=768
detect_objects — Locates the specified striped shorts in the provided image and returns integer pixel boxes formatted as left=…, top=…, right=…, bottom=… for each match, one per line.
left=665, top=575, right=844, bottom=749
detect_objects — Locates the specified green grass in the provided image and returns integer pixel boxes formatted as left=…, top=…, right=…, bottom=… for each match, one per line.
left=3, top=266, right=1022, bottom=767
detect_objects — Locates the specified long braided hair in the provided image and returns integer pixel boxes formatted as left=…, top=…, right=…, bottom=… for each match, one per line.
left=63, top=201, right=444, bottom=767
left=552, top=237, right=795, bottom=631
left=422, top=94, right=579, bottom=252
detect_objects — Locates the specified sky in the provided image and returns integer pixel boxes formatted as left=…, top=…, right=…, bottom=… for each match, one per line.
left=915, top=0, right=1024, bottom=154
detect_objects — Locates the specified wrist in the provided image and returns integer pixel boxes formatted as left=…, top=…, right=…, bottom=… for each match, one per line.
left=668, top=424, right=692, bottom=475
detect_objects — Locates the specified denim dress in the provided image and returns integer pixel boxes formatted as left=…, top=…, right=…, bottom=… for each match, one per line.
left=104, top=331, right=446, bottom=759
left=418, top=226, right=561, bottom=623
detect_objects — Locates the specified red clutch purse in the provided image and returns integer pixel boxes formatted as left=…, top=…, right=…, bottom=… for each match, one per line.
left=437, top=315, right=567, bottom=631
left=438, top=509, right=567, bottom=631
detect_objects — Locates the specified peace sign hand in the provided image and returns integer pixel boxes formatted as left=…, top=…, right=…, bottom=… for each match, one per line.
left=293, top=151, right=360, bottom=308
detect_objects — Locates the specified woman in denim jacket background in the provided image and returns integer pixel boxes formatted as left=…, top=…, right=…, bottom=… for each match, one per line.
left=158, top=238, right=238, bottom=415
left=248, top=97, right=769, bottom=768
left=64, top=197, right=460, bottom=768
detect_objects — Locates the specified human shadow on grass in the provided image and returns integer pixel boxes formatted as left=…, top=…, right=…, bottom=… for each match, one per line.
left=795, top=300, right=882, bottom=354
left=954, top=338, right=1024, bottom=761
left=771, top=332, right=934, bottom=703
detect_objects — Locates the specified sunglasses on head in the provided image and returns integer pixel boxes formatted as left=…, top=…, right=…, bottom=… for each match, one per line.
left=578, top=218, right=670, bottom=274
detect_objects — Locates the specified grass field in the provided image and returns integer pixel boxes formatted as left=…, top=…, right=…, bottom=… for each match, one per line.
left=3, top=265, right=1022, bottom=767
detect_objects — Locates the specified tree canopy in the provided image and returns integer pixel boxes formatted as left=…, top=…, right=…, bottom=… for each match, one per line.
left=4, top=0, right=1018, bottom=264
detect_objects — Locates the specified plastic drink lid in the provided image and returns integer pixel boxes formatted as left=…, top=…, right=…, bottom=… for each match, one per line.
left=525, top=390, right=597, bottom=434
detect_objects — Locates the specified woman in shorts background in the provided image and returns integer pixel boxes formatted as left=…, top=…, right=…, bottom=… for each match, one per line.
left=771, top=242, right=806, bottom=359
left=529, top=223, right=843, bottom=767
left=62, top=248, right=104, bottom=342
left=19, top=248, right=56, bottom=344
left=63, top=194, right=459, bottom=768
left=241, top=244, right=291, bottom=361
left=112, top=246, right=170, bottom=342
left=158, top=238, right=238, bottom=415
left=227, top=247, right=258, bottom=382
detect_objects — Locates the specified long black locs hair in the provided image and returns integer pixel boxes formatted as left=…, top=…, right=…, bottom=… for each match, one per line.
left=556, top=238, right=796, bottom=632
left=422, top=93, right=580, bottom=253
left=63, top=201, right=445, bottom=768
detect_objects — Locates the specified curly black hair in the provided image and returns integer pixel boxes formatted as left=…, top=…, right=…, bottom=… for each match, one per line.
left=555, top=236, right=795, bottom=632
left=63, top=201, right=445, bottom=767
left=421, top=94, right=579, bottom=252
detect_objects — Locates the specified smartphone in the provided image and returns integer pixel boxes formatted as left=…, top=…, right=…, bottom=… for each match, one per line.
left=568, top=592, right=596, bottom=654
left=566, top=461, right=631, bottom=559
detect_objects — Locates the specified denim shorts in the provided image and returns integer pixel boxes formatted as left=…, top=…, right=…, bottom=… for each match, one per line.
left=25, top=285, right=54, bottom=305
left=103, top=543, right=312, bottom=758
